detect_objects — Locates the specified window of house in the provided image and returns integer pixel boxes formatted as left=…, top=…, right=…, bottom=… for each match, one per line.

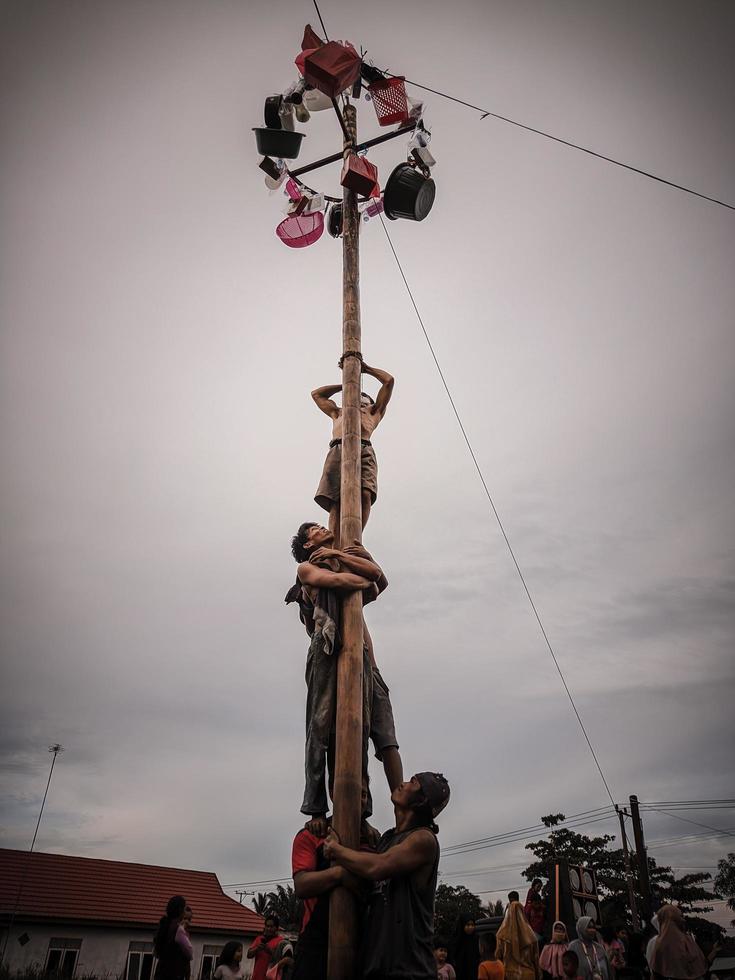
left=45, top=939, right=81, bottom=978
left=126, top=941, right=155, bottom=980
left=200, top=945, right=223, bottom=980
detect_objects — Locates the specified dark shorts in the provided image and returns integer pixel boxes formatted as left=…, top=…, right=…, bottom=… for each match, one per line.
left=315, top=442, right=378, bottom=511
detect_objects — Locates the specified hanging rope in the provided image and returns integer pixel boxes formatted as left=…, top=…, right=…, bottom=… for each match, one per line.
left=311, top=0, right=330, bottom=41
left=377, top=70, right=734, bottom=212
left=378, top=214, right=617, bottom=807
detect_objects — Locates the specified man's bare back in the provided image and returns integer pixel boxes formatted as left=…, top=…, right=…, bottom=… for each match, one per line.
left=311, top=361, right=394, bottom=532
left=330, top=401, right=383, bottom=441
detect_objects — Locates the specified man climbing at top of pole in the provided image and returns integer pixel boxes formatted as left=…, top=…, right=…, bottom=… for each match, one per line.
left=311, top=359, right=394, bottom=535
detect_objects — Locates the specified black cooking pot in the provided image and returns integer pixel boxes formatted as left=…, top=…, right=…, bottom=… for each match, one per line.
left=253, top=128, right=305, bottom=160
left=383, top=163, right=436, bottom=221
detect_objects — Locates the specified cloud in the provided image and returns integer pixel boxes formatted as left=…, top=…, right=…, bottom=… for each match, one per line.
left=0, top=0, right=733, bottom=936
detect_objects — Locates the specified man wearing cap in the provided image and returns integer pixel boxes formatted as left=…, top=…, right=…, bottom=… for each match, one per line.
left=323, top=771, right=450, bottom=980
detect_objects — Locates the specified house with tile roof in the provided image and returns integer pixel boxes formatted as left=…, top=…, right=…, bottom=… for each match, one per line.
left=0, top=848, right=265, bottom=978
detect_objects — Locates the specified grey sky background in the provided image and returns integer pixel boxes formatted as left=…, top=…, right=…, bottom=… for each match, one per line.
left=1, top=0, right=734, bottom=930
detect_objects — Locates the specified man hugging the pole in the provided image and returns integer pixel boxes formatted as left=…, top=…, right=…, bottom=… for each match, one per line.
left=286, top=522, right=403, bottom=820
left=324, top=772, right=450, bottom=980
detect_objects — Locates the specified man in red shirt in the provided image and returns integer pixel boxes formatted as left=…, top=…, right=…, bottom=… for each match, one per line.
left=291, top=808, right=378, bottom=980
left=246, top=915, right=283, bottom=980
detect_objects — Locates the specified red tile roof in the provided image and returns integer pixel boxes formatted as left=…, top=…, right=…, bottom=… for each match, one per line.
left=0, top=849, right=264, bottom=936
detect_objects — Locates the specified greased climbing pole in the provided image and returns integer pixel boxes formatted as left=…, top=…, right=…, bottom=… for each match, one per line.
left=255, top=27, right=436, bottom=978
left=328, top=99, right=363, bottom=980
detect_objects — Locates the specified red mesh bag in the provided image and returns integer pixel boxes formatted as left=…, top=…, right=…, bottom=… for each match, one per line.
left=368, top=76, right=409, bottom=126
left=304, top=41, right=361, bottom=98
left=276, top=212, right=324, bottom=248
left=341, top=154, right=379, bottom=197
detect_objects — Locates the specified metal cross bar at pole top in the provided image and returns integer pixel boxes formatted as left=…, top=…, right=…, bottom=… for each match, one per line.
left=288, top=123, right=416, bottom=178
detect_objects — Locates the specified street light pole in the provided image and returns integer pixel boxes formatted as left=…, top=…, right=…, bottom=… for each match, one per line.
left=0, top=744, right=64, bottom=967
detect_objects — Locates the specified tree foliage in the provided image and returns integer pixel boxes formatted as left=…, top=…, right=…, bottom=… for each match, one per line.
left=714, top=852, right=735, bottom=925
left=434, top=884, right=485, bottom=942
left=522, top=814, right=723, bottom=944
left=252, top=891, right=270, bottom=916
left=251, top=884, right=302, bottom=931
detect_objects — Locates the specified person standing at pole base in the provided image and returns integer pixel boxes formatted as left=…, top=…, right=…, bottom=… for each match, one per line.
left=323, top=772, right=450, bottom=980
left=290, top=794, right=379, bottom=980
left=311, top=359, right=394, bottom=534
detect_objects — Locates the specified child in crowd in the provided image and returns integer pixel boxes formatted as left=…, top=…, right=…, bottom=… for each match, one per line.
left=434, top=938, right=456, bottom=979
left=562, top=950, right=582, bottom=980
left=600, top=926, right=625, bottom=971
left=478, top=932, right=505, bottom=980
left=213, top=942, right=244, bottom=980
left=540, top=921, right=569, bottom=979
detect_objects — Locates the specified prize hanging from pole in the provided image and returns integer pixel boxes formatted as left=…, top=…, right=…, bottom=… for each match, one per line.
left=253, top=24, right=438, bottom=248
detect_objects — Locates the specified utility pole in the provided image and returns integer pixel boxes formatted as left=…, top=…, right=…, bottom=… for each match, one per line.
left=629, top=794, right=652, bottom=925
left=616, top=806, right=640, bottom=931
left=328, top=100, right=364, bottom=980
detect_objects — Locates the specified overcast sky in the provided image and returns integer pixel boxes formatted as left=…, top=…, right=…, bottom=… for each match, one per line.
left=1, top=0, right=734, bottom=933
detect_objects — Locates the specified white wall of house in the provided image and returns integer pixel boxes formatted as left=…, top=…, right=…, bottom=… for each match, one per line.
left=2, top=922, right=257, bottom=978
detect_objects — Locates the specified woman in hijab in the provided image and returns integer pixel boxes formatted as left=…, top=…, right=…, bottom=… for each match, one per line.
left=495, top=901, right=542, bottom=980
left=568, top=917, right=612, bottom=980
left=540, top=922, right=570, bottom=979
left=449, top=913, right=480, bottom=980
left=647, top=906, right=706, bottom=980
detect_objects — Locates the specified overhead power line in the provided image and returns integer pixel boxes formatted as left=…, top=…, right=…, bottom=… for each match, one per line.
left=440, top=863, right=529, bottom=879
left=224, top=876, right=292, bottom=889
left=642, top=799, right=735, bottom=809
left=379, top=214, right=617, bottom=808
left=443, top=806, right=614, bottom=852
left=647, top=828, right=735, bottom=849
left=643, top=806, right=735, bottom=839
left=443, top=813, right=620, bottom=858
left=443, top=808, right=617, bottom=856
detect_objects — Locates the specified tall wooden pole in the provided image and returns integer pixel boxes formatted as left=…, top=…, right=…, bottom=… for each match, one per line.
left=616, top=806, right=640, bottom=931
left=629, top=794, right=653, bottom=924
left=328, top=101, right=364, bottom=980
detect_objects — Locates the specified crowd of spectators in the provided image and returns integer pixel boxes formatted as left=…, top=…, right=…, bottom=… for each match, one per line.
left=150, top=877, right=725, bottom=980
left=431, top=887, right=721, bottom=980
